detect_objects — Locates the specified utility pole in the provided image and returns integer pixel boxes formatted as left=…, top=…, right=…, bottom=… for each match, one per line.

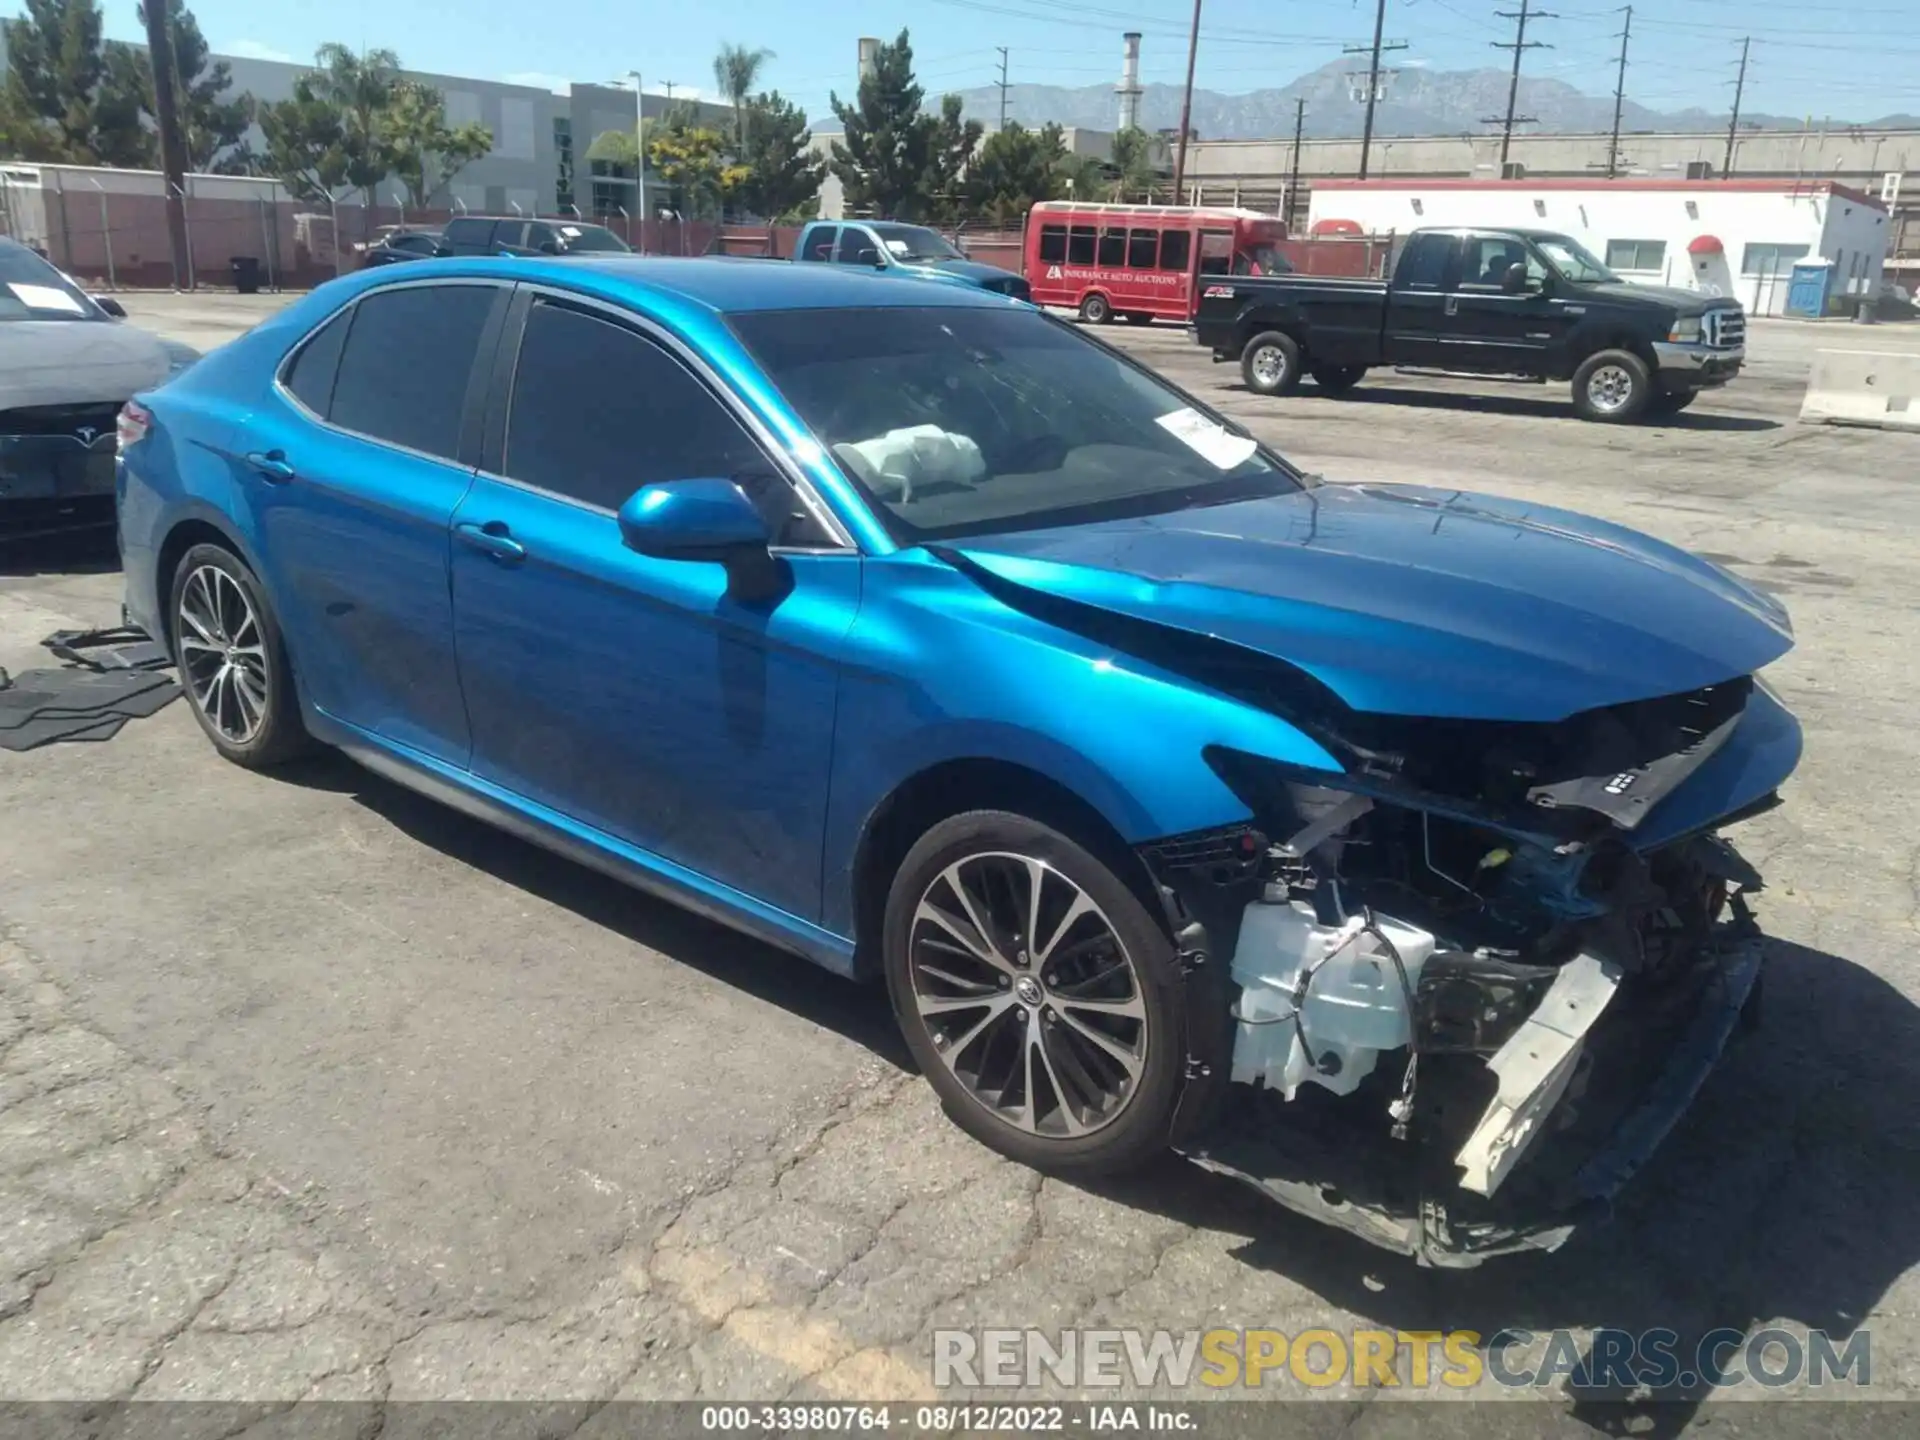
left=1344, top=0, right=1406, bottom=180
left=1724, top=37, right=1750, bottom=176
left=142, top=1, right=192, bottom=289
left=995, top=48, right=1010, bottom=130
left=1486, top=0, right=1554, bottom=167
left=662, top=80, right=677, bottom=106
left=1606, top=6, right=1632, bottom=178
left=1287, top=97, right=1305, bottom=229
left=1171, top=0, right=1203, bottom=202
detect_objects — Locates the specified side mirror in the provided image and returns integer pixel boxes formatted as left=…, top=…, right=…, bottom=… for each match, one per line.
left=1501, top=263, right=1529, bottom=294
left=93, top=295, right=127, bottom=318
left=618, top=479, right=783, bottom=600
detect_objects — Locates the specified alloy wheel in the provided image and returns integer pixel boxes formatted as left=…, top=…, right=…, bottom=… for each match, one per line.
left=1251, top=344, right=1290, bottom=388
left=907, top=851, right=1147, bottom=1138
left=177, top=564, right=270, bottom=744
left=1586, top=363, right=1636, bottom=414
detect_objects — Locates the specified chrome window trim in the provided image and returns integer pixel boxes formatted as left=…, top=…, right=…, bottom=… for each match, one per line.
left=480, top=283, right=858, bottom=553
left=270, top=275, right=508, bottom=473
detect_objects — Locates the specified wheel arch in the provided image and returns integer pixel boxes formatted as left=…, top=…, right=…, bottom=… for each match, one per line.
left=848, top=757, right=1165, bottom=981
left=1236, top=309, right=1308, bottom=357
left=153, top=509, right=263, bottom=649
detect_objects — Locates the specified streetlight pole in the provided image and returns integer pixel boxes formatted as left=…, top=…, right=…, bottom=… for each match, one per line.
left=629, top=71, right=647, bottom=254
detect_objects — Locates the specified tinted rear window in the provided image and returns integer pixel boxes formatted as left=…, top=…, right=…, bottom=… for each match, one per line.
left=329, top=284, right=496, bottom=461
left=284, top=308, right=350, bottom=414
left=442, top=218, right=495, bottom=248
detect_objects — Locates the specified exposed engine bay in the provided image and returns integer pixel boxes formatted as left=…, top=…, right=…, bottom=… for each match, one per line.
left=1142, top=676, right=1775, bottom=1266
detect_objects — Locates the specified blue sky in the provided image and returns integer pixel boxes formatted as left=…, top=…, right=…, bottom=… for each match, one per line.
left=62, top=0, right=1920, bottom=128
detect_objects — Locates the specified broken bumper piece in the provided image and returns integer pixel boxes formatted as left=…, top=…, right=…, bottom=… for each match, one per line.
left=1180, top=925, right=1764, bottom=1267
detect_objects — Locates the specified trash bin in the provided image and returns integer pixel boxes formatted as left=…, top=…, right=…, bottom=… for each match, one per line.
left=229, top=256, right=262, bottom=295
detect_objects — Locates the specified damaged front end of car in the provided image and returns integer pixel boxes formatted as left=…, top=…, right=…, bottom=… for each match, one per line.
left=1140, top=675, right=1795, bottom=1268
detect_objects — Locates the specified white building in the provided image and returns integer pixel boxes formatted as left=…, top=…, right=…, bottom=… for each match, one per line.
left=1306, top=178, right=1894, bottom=317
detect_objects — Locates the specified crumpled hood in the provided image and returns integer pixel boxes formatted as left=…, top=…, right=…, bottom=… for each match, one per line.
left=0, top=320, right=173, bottom=409
left=951, top=482, right=1793, bottom=722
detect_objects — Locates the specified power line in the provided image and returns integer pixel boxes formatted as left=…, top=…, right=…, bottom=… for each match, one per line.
left=1345, top=0, right=1408, bottom=180
left=1606, top=5, right=1631, bottom=177
left=1484, top=0, right=1555, bottom=165
left=1724, top=35, right=1750, bottom=175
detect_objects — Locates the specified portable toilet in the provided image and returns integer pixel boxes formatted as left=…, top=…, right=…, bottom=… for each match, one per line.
left=1785, top=260, right=1835, bottom=318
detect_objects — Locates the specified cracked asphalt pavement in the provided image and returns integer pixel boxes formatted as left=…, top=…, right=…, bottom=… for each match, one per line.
left=2, top=296, right=1919, bottom=1432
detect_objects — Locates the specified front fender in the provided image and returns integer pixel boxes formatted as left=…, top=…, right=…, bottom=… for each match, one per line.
left=818, top=550, right=1342, bottom=936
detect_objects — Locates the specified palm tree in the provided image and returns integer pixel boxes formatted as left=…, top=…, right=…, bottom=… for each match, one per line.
left=712, top=43, right=773, bottom=150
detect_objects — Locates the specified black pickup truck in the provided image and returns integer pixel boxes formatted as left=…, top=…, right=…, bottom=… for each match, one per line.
left=1194, top=226, right=1746, bottom=422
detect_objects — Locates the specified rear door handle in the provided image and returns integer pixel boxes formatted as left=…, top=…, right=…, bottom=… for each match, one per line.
left=1444, top=296, right=1460, bottom=316
left=244, top=450, right=296, bottom=483
left=454, top=520, right=527, bottom=565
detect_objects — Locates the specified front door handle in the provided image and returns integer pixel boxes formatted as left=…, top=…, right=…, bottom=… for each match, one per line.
left=454, top=520, right=527, bottom=565
left=1444, top=296, right=1460, bottom=316
left=244, top=450, right=295, bottom=483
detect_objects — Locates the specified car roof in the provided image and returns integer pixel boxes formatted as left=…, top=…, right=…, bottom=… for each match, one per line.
left=357, top=255, right=1015, bottom=316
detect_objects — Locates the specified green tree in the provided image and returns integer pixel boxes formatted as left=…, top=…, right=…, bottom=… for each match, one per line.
left=385, top=80, right=492, bottom=208
left=257, top=75, right=352, bottom=202
left=293, top=45, right=403, bottom=210
left=736, top=91, right=824, bottom=222
left=647, top=104, right=746, bottom=219
left=917, top=93, right=983, bottom=223
left=711, top=42, right=772, bottom=152
left=829, top=29, right=979, bottom=222
left=1109, top=125, right=1160, bottom=200
left=0, top=0, right=145, bottom=163
left=964, top=121, right=1067, bottom=226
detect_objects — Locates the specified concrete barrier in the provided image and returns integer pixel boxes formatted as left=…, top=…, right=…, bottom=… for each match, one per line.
left=1799, top=348, right=1920, bottom=430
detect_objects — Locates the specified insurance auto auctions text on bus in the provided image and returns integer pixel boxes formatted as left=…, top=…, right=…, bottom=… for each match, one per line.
left=932, top=1326, right=1872, bottom=1392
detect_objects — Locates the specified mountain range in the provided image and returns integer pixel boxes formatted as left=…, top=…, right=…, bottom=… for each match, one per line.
left=933, top=58, right=1915, bottom=141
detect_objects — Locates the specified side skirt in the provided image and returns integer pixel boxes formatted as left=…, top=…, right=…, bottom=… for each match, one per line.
left=307, top=709, right=860, bottom=979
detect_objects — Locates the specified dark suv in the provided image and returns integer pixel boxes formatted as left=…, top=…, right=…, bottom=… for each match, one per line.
left=438, top=217, right=633, bottom=258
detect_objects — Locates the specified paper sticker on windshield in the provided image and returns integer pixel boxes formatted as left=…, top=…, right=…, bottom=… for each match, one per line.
left=9, top=282, right=84, bottom=314
left=1156, top=407, right=1257, bottom=470
left=885, top=239, right=912, bottom=255
left=560, top=226, right=582, bottom=237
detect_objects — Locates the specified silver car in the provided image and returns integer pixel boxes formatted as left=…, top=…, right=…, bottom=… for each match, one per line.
left=0, top=238, right=199, bottom=545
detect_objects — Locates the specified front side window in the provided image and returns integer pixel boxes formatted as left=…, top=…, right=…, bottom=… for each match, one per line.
left=442, top=217, right=494, bottom=250
left=505, top=301, right=823, bottom=544
left=1462, top=237, right=1541, bottom=290
left=553, top=223, right=630, bottom=253
left=838, top=229, right=882, bottom=265
left=730, top=305, right=1302, bottom=543
left=1533, top=234, right=1617, bottom=284
left=328, top=284, right=496, bottom=460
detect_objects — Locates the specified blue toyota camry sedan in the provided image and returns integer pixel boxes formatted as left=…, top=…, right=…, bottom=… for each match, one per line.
left=117, top=258, right=1801, bottom=1265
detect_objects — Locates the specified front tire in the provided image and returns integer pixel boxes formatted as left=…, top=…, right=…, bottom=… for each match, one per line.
left=883, top=810, right=1185, bottom=1177
left=1079, top=293, right=1113, bottom=324
left=1240, top=330, right=1302, bottom=396
left=1572, top=348, right=1652, bottom=422
left=169, top=542, right=311, bottom=768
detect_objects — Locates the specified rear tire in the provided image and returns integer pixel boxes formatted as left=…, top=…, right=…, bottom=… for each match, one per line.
left=1079, top=293, right=1113, bottom=324
left=169, top=542, right=313, bottom=769
left=883, top=810, right=1186, bottom=1178
left=1572, top=348, right=1652, bottom=423
left=1240, top=330, right=1302, bottom=396
left=1311, top=364, right=1367, bottom=395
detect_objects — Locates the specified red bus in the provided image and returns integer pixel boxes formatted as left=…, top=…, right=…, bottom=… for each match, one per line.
left=1023, top=202, right=1291, bottom=324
